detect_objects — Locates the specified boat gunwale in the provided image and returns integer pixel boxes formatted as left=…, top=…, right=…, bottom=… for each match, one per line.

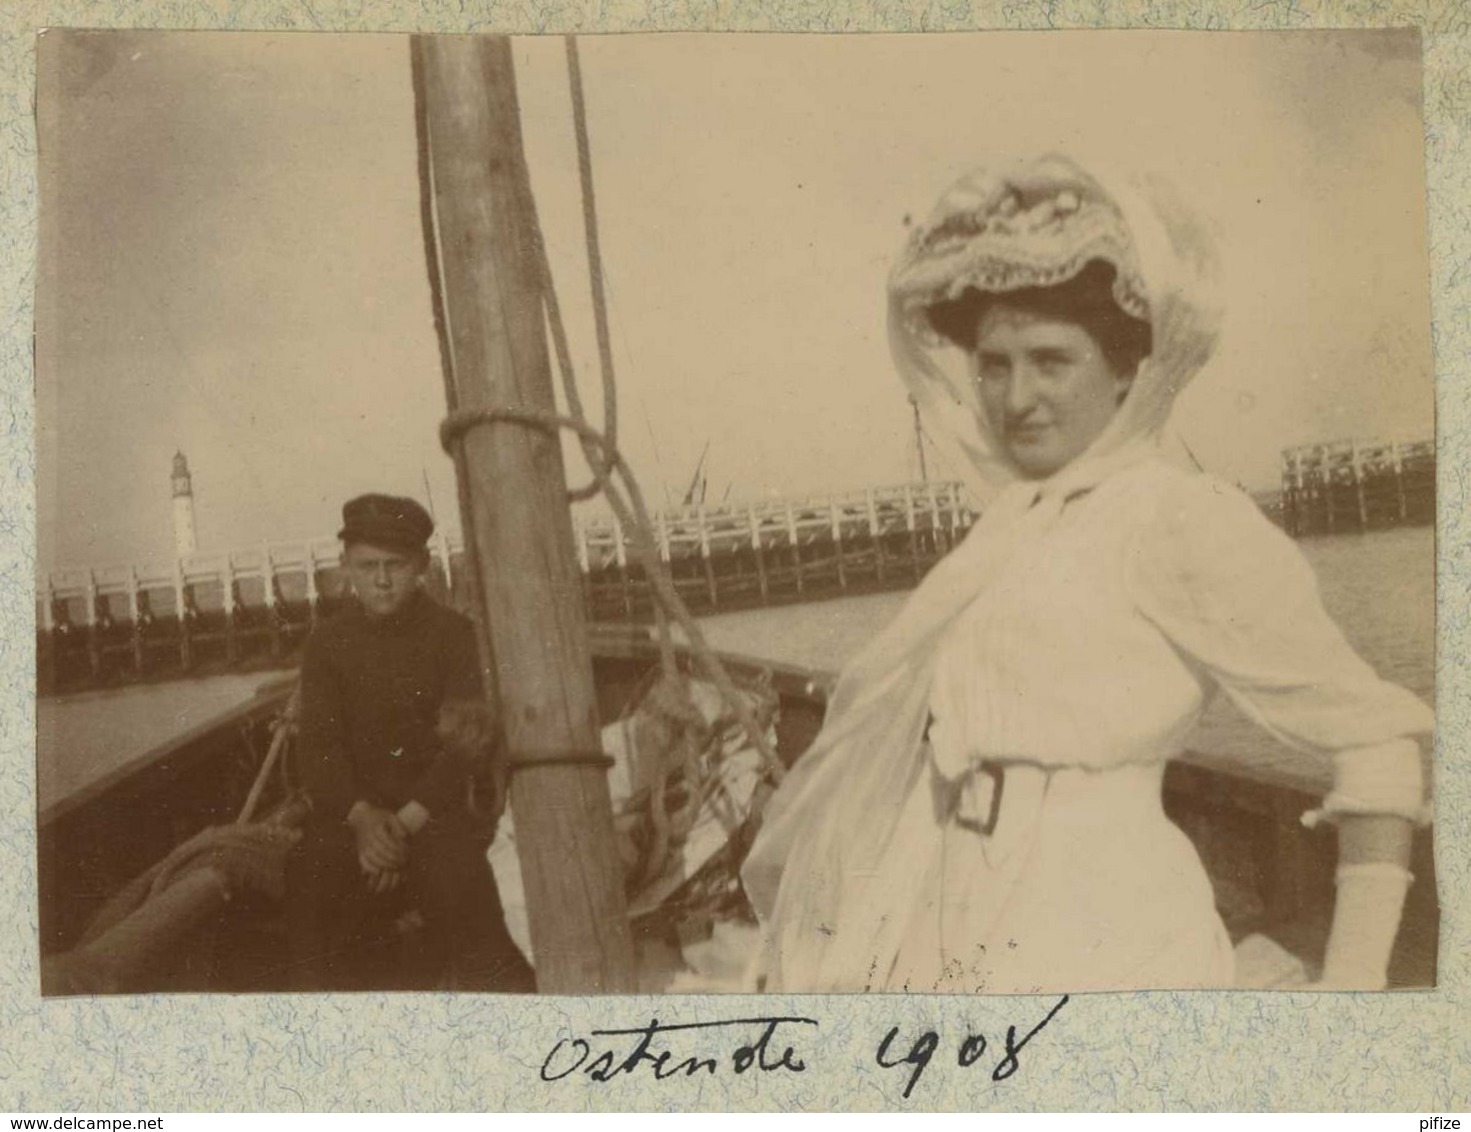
left=37, top=631, right=1372, bottom=835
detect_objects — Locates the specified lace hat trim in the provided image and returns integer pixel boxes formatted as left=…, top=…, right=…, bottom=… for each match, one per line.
left=891, top=182, right=1150, bottom=345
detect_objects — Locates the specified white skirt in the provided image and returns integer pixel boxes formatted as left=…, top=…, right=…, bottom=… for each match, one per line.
left=853, top=756, right=1234, bottom=994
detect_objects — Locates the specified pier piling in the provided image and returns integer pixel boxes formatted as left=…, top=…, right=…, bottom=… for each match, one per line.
left=1278, top=437, right=1433, bottom=537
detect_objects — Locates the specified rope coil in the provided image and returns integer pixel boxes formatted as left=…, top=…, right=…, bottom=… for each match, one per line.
left=438, top=402, right=785, bottom=784
left=431, top=37, right=784, bottom=785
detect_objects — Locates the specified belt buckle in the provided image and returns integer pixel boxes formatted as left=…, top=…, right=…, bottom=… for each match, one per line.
left=955, top=761, right=1006, bottom=837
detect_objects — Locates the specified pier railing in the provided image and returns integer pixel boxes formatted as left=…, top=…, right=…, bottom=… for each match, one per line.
left=42, top=438, right=1432, bottom=695
left=37, top=481, right=975, bottom=693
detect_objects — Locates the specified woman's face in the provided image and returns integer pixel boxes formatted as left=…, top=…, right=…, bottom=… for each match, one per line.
left=972, top=303, right=1133, bottom=480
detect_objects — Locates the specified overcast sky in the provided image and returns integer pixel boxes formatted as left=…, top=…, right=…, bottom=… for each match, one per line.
left=36, top=29, right=1433, bottom=572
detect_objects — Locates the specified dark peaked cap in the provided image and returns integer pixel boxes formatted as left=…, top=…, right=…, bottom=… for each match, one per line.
left=338, top=494, right=434, bottom=553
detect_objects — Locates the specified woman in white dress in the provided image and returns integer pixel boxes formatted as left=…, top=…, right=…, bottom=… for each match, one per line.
left=740, top=155, right=1432, bottom=994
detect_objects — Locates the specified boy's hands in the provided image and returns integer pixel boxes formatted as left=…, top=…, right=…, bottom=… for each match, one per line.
left=346, top=801, right=409, bottom=873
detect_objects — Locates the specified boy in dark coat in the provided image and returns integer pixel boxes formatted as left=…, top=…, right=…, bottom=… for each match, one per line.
left=284, top=493, right=533, bottom=991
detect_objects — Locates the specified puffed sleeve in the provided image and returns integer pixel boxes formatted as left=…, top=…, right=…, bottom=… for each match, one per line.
left=1129, top=472, right=1432, bottom=823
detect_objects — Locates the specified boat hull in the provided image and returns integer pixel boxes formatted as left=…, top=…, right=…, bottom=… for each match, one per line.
left=36, top=635, right=1437, bottom=993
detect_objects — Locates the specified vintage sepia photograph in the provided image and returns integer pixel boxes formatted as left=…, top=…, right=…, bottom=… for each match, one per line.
left=34, top=29, right=1436, bottom=999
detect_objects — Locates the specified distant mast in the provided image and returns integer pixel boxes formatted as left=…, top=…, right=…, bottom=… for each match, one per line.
left=171, top=451, right=197, bottom=558
left=909, top=395, right=929, bottom=483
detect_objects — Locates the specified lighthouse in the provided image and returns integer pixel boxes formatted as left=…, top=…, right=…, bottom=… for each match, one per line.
left=171, top=451, right=198, bottom=558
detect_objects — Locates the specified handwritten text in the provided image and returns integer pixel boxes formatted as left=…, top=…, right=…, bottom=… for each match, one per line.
left=540, top=1015, right=817, bottom=1084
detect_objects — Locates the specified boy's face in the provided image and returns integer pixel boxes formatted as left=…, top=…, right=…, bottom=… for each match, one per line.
left=343, top=542, right=427, bottom=618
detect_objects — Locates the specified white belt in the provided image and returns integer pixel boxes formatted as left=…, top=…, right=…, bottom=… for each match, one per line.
left=926, top=739, right=1168, bottom=868
left=927, top=750, right=1049, bottom=866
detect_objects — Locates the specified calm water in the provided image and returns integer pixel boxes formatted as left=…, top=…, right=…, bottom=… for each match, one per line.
left=38, top=526, right=1433, bottom=809
left=36, top=674, right=277, bottom=811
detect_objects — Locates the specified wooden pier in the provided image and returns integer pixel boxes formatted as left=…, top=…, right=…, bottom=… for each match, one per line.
left=40, top=433, right=1433, bottom=696
left=1279, top=438, right=1434, bottom=537
left=577, top=481, right=974, bottom=621
left=37, top=481, right=975, bottom=694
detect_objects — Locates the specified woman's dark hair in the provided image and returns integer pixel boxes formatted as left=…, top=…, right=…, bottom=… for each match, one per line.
left=926, top=260, right=1153, bottom=378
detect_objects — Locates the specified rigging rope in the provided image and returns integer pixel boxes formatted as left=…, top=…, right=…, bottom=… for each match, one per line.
left=433, top=38, right=785, bottom=785
left=565, top=38, right=620, bottom=491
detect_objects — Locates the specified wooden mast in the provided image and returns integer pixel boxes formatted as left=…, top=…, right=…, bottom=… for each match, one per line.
left=412, top=34, right=636, bottom=992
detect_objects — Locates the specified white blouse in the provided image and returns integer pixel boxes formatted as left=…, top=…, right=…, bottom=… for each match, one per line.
left=925, top=458, right=1432, bottom=817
